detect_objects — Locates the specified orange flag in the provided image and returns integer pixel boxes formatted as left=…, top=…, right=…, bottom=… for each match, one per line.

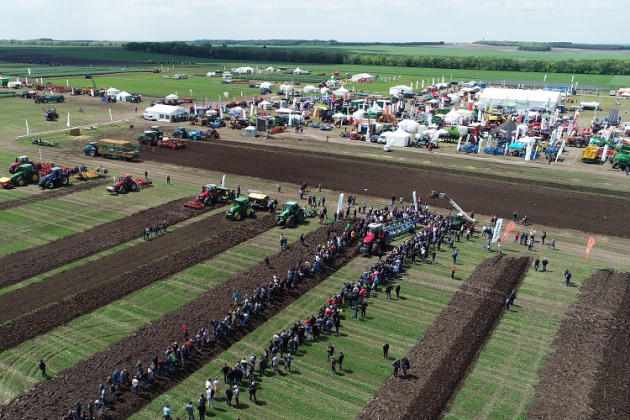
left=584, top=236, right=596, bottom=262
left=500, top=221, right=517, bottom=244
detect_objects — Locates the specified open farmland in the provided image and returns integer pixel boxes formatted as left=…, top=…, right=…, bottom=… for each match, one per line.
left=1, top=46, right=630, bottom=420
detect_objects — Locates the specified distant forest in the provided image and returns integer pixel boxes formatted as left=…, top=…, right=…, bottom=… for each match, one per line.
left=188, top=40, right=445, bottom=47
left=124, top=41, right=630, bottom=76
left=475, top=40, right=630, bottom=51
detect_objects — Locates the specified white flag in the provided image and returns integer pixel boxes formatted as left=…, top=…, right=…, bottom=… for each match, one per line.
left=491, top=218, right=503, bottom=243
left=601, top=144, right=608, bottom=162
left=66, top=79, right=69, bottom=87
left=412, top=191, right=417, bottom=212
left=67, top=112, right=70, bottom=127
left=221, top=175, right=225, bottom=187
left=26, top=120, right=29, bottom=135
left=109, top=107, right=113, bottom=122
left=28, top=68, right=31, bottom=75
left=337, top=193, right=344, bottom=216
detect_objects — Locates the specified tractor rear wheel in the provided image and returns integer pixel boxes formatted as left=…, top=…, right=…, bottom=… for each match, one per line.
left=613, top=162, right=620, bottom=169
left=46, top=180, right=54, bottom=189
left=16, top=178, right=26, bottom=187
left=89, top=149, right=96, bottom=157
left=246, top=207, right=254, bottom=217
left=235, top=212, right=243, bottom=221
left=120, top=186, right=127, bottom=194
left=373, top=242, right=381, bottom=255
left=383, top=235, right=390, bottom=247
left=130, top=182, right=138, bottom=191
left=296, top=209, right=305, bottom=222
left=216, top=195, right=222, bottom=203
left=286, top=215, right=295, bottom=228
left=60, top=176, right=69, bottom=186
left=203, top=197, right=211, bottom=206
left=31, top=173, right=40, bottom=183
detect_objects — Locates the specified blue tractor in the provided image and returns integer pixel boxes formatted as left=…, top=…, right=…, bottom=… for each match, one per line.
left=39, top=167, right=70, bottom=189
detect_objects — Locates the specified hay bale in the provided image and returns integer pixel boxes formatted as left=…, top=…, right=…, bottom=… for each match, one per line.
left=69, top=128, right=81, bottom=136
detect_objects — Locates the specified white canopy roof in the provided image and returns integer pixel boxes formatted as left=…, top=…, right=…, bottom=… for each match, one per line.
left=233, top=66, right=254, bottom=74
left=352, top=109, right=366, bottom=119
left=333, top=86, right=349, bottom=95
left=166, top=93, right=179, bottom=100
left=259, top=82, right=272, bottom=89
left=478, top=87, right=561, bottom=111
left=279, top=85, right=293, bottom=92
left=292, top=67, right=309, bottom=74
left=106, top=87, right=120, bottom=94
left=351, top=73, right=374, bottom=82
left=276, top=107, right=299, bottom=114
left=398, top=119, right=421, bottom=132
left=303, top=85, right=317, bottom=93
left=144, top=104, right=188, bottom=115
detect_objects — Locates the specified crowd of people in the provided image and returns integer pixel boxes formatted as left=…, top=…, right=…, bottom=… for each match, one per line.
left=142, top=219, right=169, bottom=240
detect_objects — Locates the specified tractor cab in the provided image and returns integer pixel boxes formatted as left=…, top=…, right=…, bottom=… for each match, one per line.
left=365, top=223, right=384, bottom=244
left=234, top=196, right=248, bottom=208
left=284, top=201, right=298, bottom=213
left=16, top=156, right=29, bottom=165
left=360, top=223, right=390, bottom=254
left=119, top=174, right=133, bottom=183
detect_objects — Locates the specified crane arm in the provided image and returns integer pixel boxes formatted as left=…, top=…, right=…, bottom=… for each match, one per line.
left=429, top=191, right=475, bottom=224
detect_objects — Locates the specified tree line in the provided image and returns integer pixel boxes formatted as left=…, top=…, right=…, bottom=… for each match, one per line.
left=124, top=41, right=630, bottom=76
left=0, top=39, right=122, bottom=47
left=475, top=40, right=630, bottom=51
left=188, top=39, right=444, bottom=47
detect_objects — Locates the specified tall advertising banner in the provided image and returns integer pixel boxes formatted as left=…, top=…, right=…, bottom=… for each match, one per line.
left=337, top=193, right=344, bottom=215
left=413, top=191, right=418, bottom=212
left=585, top=236, right=596, bottom=262
left=491, top=218, right=503, bottom=243
left=500, top=221, right=517, bottom=244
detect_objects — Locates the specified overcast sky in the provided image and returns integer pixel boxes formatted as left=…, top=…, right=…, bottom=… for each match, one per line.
left=0, top=0, right=624, bottom=44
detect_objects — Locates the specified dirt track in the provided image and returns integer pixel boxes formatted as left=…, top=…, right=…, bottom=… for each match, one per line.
left=142, top=141, right=630, bottom=238
left=0, top=212, right=276, bottom=353
left=0, top=178, right=110, bottom=211
left=357, top=255, right=530, bottom=420
left=0, top=222, right=357, bottom=419
left=0, top=198, right=220, bottom=289
left=528, top=269, right=630, bottom=419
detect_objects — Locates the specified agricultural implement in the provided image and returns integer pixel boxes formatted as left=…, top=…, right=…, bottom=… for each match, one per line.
left=157, top=137, right=186, bottom=149
left=38, top=167, right=70, bottom=189
left=44, top=108, right=59, bottom=121
left=226, top=197, right=255, bottom=220
left=247, top=191, right=271, bottom=210
left=359, top=223, right=391, bottom=255
left=275, top=201, right=305, bottom=228
left=0, top=164, right=40, bottom=188
left=70, top=167, right=109, bottom=181
left=107, top=174, right=139, bottom=194
left=184, top=183, right=231, bottom=209
left=31, top=138, right=59, bottom=147
left=429, top=191, right=476, bottom=230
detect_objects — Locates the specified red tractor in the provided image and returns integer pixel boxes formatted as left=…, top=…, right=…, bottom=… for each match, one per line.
left=9, top=156, right=36, bottom=174
left=107, top=174, right=138, bottom=194
left=359, top=223, right=391, bottom=255
left=184, top=183, right=231, bottom=208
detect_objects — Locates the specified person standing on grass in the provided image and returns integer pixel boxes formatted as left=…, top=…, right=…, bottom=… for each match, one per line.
left=549, top=238, right=556, bottom=250
left=331, top=356, right=337, bottom=374
left=249, top=381, right=258, bottom=402
left=402, top=356, right=410, bottom=378
left=383, top=343, right=390, bottom=359
left=337, top=352, right=345, bottom=371
left=392, top=358, right=401, bottom=377
left=197, top=398, right=207, bottom=420
left=39, top=358, right=47, bottom=378
left=233, top=385, right=241, bottom=407
left=451, top=266, right=456, bottom=279
left=327, top=343, right=335, bottom=361
left=395, top=284, right=401, bottom=299
left=166, top=175, right=171, bottom=185
left=564, top=269, right=572, bottom=287
left=225, top=385, right=233, bottom=406
left=185, top=401, right=195, bottom=420
left=213, top=377, right=221, bottom=399
left=361, top=301, right=368, bottom=318
left=163, top=404, right=171, bottom=420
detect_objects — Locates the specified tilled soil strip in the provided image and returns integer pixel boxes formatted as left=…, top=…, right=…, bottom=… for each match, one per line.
left=0, top=198, right=217, bottom=289
left=0, top=213, right=275, bottom=353
left=0, top=222, right=357, bottom=419
left=143, top=141, right=630, bottom=238
left=0, top=211, right=262, bottom=325
left=528, top=269, right=630, bottom=419
left=357, top=255, right=531, bottom=420
left=0, top=178, right=111, bottom=211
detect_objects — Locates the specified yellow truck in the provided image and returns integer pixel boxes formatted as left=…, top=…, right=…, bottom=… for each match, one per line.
left=83, top=139, right=139, bottom=161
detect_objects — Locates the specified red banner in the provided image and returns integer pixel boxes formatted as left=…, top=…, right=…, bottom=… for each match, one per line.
left=584, top=236, right=596, bottom=262
left=500, top=221, right=517, bottom=244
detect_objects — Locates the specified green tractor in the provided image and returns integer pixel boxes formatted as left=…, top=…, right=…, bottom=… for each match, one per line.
left=275, top=201, right=305, bottom=228
left=3, top=164, right=40, bottom=187
left=226, top=197, right=255, bottom=221
left=612, top=146, right=630, bottom=170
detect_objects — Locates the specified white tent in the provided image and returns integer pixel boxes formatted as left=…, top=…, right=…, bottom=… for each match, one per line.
left=166, top=93, right=179, bottom=100
left=275, top=107, right=299, bottom=114
left=443, top=109, right=461, bottom=124
left=233, top=66, right=254, bottom=74
left=205, top=72, right=216, bottom=77
left=115, top=91, right=132, bottom=102
left=478, top=88, right=561, bottom=111
left=389, top=85, right=413, bottom=95
left=259, top=82, right=273, bottom=90
left=303, top=85, right=317, bottom=93
left=333, top=86, right=349, bottom=96
left=447, top=93, right=461, bottom=103
left=383, top=128, right=412, bottom=147
left=279, top=85, right=293, bottom=93
left=257, top=100, right=272, bottom=109
left=398, top=119, right=421, bottom=133
left=143, top=104, right=189, bottom=122
left=351, top=73, right=374, bottom=82
left=292, top=67, right=309, bottom=75
left=332, top=112, right=350, bottom=120
left=265, top=67, right=275, bottom=72
left=320, top=87, right=331, bottom=94
left=243, top=126, right=257, bottom=138
left=105, top=87, right=120, bottom=96
left=352, top=109, right=367, bottom=119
